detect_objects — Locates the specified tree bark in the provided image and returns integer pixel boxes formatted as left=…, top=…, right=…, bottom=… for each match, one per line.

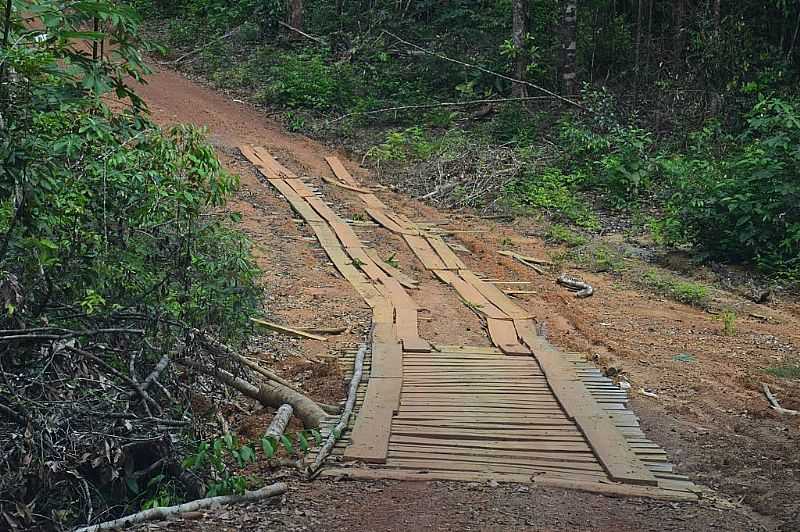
left=673, top=0, right=687, bottom=67
left=560, top=0, right=578, bottom=96
left=74, top=483, right=287, bottom=532
left=288, top=0, right=303, bottom=35
left=265, top=404, right=293, bottom=437
left=179, top=360, right=327, bottom=428
left=511, top=0, right=529, bottom=97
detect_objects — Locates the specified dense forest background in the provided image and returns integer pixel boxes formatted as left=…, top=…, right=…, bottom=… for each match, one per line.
left=142, top=0, right=800, bottom=276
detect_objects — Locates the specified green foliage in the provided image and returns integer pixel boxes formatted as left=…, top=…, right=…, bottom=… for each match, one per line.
left=641, top=270, right=710, bottom=307
left=659, top=96, right=800, bottom=273
left=545, top=224, right=589, bottom=247
left=507, top=167, right=599, bottom=228
left=558, top=107, right=655, bottom=207
left=719, top=309, right=737, bottom=336
left=367, top=126, right=434, bottom=162
left=765, top=360, right=800, bottom=380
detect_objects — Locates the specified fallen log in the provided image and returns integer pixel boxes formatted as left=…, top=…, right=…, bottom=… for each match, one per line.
left=74, top=482, right=287, bottom=532
left=266, top=404, right=294, bottom=438
left=178, top=360, right=327, bottom=428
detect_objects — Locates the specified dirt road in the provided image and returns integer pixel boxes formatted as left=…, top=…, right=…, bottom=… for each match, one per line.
left=133, top=65, right=798, bottom=531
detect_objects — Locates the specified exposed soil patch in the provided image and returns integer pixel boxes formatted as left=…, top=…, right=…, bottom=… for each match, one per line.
left=133, top=64, right=798, bottom=530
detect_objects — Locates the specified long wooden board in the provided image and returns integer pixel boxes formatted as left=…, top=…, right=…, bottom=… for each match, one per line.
left=364, top=248, right=419, bottom=290
left=343, top=377, right=401, bottom=463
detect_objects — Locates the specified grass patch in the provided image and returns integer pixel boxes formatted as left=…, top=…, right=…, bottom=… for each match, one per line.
left=570, top=244, right=626, bottom=273
left=765, top=361, right=800, bottom=380
left=545, top=224, right=589, bottom=247
left=641, top=269, right=710, bottom=306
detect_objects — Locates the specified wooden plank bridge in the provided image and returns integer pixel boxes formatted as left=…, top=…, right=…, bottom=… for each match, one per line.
left=241, top=146, right=701, bottom=501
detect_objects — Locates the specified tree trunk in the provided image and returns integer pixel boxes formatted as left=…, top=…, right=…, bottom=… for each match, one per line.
left=673, top=0, right=686, bottom=68
left=713, top=0, right=721, bottom=31
left=511, top=0, right=529, bottom=97
left=560, top=0, right=578, bottom=96
left=288, top=0, right=303, bottom=34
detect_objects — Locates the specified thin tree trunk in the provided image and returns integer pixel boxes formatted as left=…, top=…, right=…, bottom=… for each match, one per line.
left=634, top=0, right=643, bottom=100
left=674, top=0, right=686, bottom=68
left=560, top=0, right=578, bottom=96
left=265, top=404, right=293, bottom=437
left=713, top=0, right=721, bottom=31
left=288, top=0, right=303, bottom=36
left=511, top=0, right=529, bottom=97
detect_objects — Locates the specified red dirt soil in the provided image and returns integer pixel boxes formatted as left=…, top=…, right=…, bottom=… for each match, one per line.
left=131, top=65, right=799, bottom=531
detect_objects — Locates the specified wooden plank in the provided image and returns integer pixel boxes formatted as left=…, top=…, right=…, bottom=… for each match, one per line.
left=318, top=468, right=698, bottom=501
left=345, top=247, right=386, bottom=282
left=364, top=248, right=419, bottom=290
left=487, top=318, right=530, bottom=355
left=380, top=277, right=430, bottom=352
left=383, top=458, right=605, bottom=479
left=365, top=208, right=417, bottom=235
left=393, top=415, right=575, bottom=425
left=253, top=147, right=297, bottom=178
left=343, top=377, right=401, bottom=463
left=360, top=193, right=388, bottom=210
left=285, top=178, right=315, bottom=198
left=386, top=452, right=605, bottom=474
left=388, top=444, right=597, bottom=464
left=321, top=174, right=371, bottom=194
left=390, top=435, right=591, bottom=453
left=370, top=322, right=402, bottom=379
left=432, top=270, right=507, bottom=319
left=390, top=428, right=585, bottom=442
left=250, top=318, right=326, bottom=341
left=325, top=155, right=361, bottom=187
left=426, top=236, right=466, bottom=269
left=458, top=270, right=530, bottom=319
left=404, top=234, right=447, bottom=270
left=515, top=320, right=658, bottom=486
left=434, top=345, right=503, bottom=354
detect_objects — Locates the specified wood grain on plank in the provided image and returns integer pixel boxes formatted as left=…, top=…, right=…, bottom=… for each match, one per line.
left=325, top=155, right=361, bottom=187
left=365, top=208, right=416, bottom=235
left=426, top=236, right=466, bottom=269
left=404, top=235, right=447, bottom=270
left=515, top=319, right=658, bottom=486
left=458, top=270, right=530, bottom=319
left=344, top=377, right=401, bottom=463
left=364, top=248, right=419, bottom=289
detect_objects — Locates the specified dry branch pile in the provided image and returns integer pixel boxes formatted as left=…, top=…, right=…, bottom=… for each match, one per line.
left=0, top=315, right=321, bottom=529
left=391, top=140, right=526, bottom=212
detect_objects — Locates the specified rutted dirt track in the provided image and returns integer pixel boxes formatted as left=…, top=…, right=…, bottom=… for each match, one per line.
left=134, top=66, right=799, bottom=531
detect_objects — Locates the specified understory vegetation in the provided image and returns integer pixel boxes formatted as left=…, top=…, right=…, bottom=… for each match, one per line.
left=0, top=2, right=316, bottom=529
left=139, top=0, right=800, bottom=280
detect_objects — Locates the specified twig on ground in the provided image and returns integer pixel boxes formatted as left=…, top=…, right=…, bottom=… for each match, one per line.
left=332, top=96, right=558, bottom=123
left=278, top=20, right=326, bottom=45
left=74, top=482, right=288, bottom=532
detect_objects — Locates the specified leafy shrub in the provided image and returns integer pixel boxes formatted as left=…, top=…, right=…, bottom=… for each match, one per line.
left=507, top=167, right=599, bottom=228
left=660, top=97, right=800, bottom=272
left=558, top=116, right=654, bottom=206
left=367, top=126, right=434, bottom=162
left=256, top=52, right=355, bottom=110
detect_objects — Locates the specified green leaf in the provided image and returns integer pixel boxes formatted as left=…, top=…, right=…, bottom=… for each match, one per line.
left=280, top=435, right=294, bottom=454
left=297, top=432, right=309, bottom=453
left=261, top=437, right=275, bottom=458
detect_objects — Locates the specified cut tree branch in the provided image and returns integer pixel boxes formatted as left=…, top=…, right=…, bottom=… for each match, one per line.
left=74, top=482, right=287, bottom=532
